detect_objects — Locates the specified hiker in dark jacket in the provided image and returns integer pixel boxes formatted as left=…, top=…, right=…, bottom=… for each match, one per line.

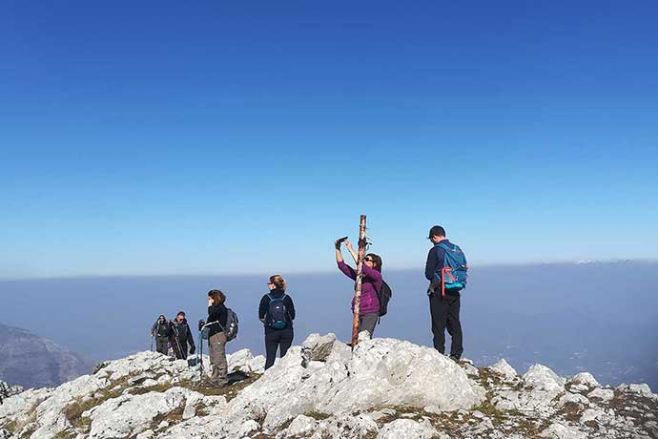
left=425, top=225, right=464, bottom=360
left=258, top=275, right=296, bottom=370
left=169, top=311, right=196, bottom=360
left=207, top=290, right=229, bottom=386
left=335, top=237, right=383, bottom=338
left=151, top=315, right=171, bottom=355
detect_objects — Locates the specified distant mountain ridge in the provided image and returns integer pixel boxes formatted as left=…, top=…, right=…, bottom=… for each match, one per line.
left=0, top=323, right=93, bottom=389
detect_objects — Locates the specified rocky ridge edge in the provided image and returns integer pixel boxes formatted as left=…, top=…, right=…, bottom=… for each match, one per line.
left=0, top=333, right=656, bottom=439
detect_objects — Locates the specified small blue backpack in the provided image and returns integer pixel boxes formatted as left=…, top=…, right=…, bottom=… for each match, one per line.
left=435, top=242, right=468, bottom=296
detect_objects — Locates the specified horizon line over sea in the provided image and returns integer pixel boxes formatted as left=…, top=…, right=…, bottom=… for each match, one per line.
left=1, top=258, right=656, bottom=281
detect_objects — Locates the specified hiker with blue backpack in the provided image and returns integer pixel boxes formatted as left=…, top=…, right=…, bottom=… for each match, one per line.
left=259, top=275, right=296, bottom=370
left=425, top=225, right=468, bottom=361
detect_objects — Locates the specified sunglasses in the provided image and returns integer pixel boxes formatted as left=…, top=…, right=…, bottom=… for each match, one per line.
left=364, top=257, right=374, bottom=262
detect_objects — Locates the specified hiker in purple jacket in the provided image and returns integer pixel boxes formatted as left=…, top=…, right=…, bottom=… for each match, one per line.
left=335, top=237, right=383, bottom=338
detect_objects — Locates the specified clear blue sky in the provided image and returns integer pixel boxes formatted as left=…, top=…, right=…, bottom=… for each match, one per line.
left=1, top=0, right=657, bottom=278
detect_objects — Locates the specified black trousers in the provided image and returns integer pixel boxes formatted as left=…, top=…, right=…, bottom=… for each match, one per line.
left=155, top=337, right=169, bottom=355
left=264, top=328, right=294, bottom=370
left=172, top=340, right=188, bottom=360
left=429, top=293, right=463, bottom=358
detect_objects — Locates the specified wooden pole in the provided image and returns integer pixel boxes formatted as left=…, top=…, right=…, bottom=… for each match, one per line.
left=351, top=214, right=367, bottom=348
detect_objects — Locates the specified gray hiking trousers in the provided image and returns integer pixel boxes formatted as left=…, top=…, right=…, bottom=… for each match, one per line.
left=359, top=313, right=379, bottom=338
left=208, top=332, right=228, bottom=386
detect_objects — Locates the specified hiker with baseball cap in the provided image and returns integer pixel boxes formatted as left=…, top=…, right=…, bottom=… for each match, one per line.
left=425, top=225, right=468, bottom=361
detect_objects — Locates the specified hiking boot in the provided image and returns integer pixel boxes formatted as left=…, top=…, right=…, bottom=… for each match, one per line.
left=449, top=355, right=461, bottom=362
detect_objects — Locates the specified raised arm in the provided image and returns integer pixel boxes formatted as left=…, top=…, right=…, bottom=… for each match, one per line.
left=344, top=239, right=359, bottom=264
left=336, top=237, right=357, bottom=279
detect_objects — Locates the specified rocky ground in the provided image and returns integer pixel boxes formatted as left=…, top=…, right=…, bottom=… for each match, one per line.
left=0, top=382, right=23, bottom=406
left=0, top=333, right=656, bottom=439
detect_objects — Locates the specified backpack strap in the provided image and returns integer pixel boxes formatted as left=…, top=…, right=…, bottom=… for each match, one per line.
left=268, top=292, right=286, bottom=301
left=437, top=242, right=454, bottom=252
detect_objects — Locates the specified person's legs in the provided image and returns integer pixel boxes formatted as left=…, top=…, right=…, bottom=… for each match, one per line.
left=208, top=332, right=228, bottom=385
left=264, top=331, right=281, bottom=370
left=279, top=329, right=294, bottom=358
left=358, top=313, right=379, bottom=338
left=446, top=295, right=463, bottom=359
left=172, top=340, right=186, bottom=360
left=156, top=337, right=168, bottom=354
left=429, top=294, right=448, bottom=354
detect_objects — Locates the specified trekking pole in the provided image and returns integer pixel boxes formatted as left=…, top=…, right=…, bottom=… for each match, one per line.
left=351, top=214, right=367, bottom=348
left=198, top=330, right=204, bottom=380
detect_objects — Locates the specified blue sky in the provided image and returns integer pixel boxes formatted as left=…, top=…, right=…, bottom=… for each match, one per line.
left=1, top=0, right=657, bottom=278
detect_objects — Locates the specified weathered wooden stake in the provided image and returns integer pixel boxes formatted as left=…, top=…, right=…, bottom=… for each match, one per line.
left=351, top=214, right=367, bottom=348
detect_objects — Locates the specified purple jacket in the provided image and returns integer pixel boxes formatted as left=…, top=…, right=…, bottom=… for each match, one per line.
left=337, top=260, right=382, bottom=315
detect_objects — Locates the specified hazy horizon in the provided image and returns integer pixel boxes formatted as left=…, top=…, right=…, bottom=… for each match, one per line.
left=2, top=258, right=657, bottom=281
left=2, top=260, right=656, bottom=390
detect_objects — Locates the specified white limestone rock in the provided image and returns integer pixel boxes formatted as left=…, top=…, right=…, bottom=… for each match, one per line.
left=617, top=383, right=655, bottom=398
left=557, top=392, right=589, bottom=408
left=312, top=414, right=378, bottom=439
left=86, top=387, right=200, bottom=438
left=568, top=372, right=600, bottom=389
left=302, top=333, right=338, bottom=362
left=0, top=381, right=23, bottom=403
left=377, top=419, right=437, bottom=439
left=489, top=359, right=518, bottom=380
left=238, top=419, right=260, bottom=436
left=320, top=337, right=483, bottom=414
left=492, top=364, right=566, bottom=417
left=226, top=336, right=483, bottom=431
left=2, top=335, right=656, bottom=439
left=523, top=364, right=566, bottom=392
left=285, top=414, right=318, bottom=437
left=580, top=407, right=606, bottom=424
left=540, top=422, right=587, bottom=439
left=587, top=388, right=614, bottom=402
left=228, top=349, right=266, bottom=374
left=136, top=430, right=155, bottom=439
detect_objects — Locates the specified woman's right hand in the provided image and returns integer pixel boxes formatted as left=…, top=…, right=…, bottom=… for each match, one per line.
left=208, top=297, right=213, bottom=306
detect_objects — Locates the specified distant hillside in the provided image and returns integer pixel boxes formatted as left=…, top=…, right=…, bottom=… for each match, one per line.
left=0, top=323, right=93, bottom=389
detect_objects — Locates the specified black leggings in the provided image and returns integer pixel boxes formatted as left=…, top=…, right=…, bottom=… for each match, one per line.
left=264, top=328, right=294, bottom=370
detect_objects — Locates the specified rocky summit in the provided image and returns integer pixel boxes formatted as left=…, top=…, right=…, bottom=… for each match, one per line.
left=0, top=334, right=656, bottom=439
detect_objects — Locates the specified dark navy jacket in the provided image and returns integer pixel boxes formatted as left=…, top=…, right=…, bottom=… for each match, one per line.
left=424, top=239, right=460, bottom=296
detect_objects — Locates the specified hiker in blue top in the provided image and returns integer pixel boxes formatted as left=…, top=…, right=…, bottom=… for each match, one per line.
left=425, top=225, right=469, bottom=361
left=258, top=274, right=296, bottom=370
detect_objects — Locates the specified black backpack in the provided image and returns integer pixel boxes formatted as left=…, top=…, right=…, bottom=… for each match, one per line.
left=155, top=320, right=170, bottom=337
left=377, top=281, right=392, bottom=316
left=267, top=293, right=288, bottom=330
